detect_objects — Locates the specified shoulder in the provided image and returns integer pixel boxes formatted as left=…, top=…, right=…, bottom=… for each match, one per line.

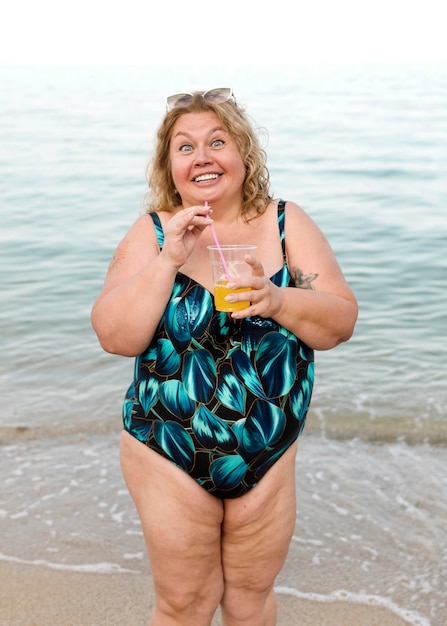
left=121, top=212, right=160, bottom=247
left=105, top=213, right=159, bottom=280
left=281, top=200, right=321, bottom=236
left=282, top=201, right=336, bottom=270
left=282, top=199, right=310, bottom=219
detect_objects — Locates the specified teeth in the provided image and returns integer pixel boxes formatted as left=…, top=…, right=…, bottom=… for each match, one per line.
left=195, top=173, right=219, bottom=182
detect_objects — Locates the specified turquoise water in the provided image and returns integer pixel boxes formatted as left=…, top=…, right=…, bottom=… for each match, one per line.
left=1, top=63, right=446, bottom=625
left=1, top=62, right=445, bottom=440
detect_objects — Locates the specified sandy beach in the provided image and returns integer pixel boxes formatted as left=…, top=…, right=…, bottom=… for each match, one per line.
left=1, top=561, right=416, bottom=626
left=2, top=430, right=443, bottom=626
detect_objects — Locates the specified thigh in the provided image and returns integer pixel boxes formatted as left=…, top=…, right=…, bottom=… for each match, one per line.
left=221, top=442, right=298, bottom=589
left=120, top=432, right=224, bottom=597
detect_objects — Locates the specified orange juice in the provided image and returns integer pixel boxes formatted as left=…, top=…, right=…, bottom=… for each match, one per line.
left=214, top=280, right=252, bottom=312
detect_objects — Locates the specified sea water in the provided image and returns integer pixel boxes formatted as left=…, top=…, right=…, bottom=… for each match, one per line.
left=0, top=62, right=446, bottom=625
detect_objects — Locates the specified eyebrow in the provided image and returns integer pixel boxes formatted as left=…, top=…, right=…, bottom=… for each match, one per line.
left=172, top=126, right=229, bottom=140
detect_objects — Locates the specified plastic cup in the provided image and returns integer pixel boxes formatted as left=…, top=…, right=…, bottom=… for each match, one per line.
left=208, top=244, right=256, bottom=312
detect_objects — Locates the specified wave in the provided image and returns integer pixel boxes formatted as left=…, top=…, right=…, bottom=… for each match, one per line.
left=276, top=586, right=432, bottom=626
left=0, top=552, right=140, bottom=575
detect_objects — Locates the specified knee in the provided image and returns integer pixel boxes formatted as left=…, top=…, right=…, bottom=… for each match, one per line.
left=221, top=581, right=276, bottom=625
left=154, top=578, right=223, bottom=624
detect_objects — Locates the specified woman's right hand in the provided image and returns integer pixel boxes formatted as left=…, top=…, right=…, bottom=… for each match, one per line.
left=161, top=205, right=213, bottom=270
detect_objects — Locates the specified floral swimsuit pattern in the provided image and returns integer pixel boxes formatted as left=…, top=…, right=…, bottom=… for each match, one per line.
left=123, top=200, right=314, bottom=498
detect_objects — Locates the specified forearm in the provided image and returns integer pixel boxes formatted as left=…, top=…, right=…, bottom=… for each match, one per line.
left=91, top=254, right=178, bottom=356
left=270, top=285, right=358, bottom=351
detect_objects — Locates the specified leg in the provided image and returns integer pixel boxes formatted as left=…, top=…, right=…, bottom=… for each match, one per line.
left=220, top=442, right=298, bottom=626
left=120, top=431, right=225, bottom=626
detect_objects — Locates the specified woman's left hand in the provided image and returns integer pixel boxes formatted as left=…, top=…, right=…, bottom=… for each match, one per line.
left=226, top=255, right=283, bottom=319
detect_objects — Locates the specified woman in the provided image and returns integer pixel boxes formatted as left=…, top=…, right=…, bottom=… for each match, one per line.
left=91, top=87, right=357, bottom=626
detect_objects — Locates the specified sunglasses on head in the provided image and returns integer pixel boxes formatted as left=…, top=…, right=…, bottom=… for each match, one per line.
left=166, top=87, right=234, bottom=112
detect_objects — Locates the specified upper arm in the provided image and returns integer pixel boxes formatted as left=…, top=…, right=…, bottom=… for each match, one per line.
left=284, top=202, right=356, bottom=303
left=93, top=213, right=159, bottom=305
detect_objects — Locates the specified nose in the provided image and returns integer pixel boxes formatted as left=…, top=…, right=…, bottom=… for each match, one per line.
left=194, top=145, right=213, bottom=166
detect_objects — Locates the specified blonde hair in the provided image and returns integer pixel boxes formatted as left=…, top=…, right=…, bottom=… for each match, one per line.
left=145, top=93, right=271, bottom=221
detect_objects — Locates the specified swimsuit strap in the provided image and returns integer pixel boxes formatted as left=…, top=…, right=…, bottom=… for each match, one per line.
left=149, top=212, right=165, bottom=248
left=149, top=202, right=288, bottom=259
left=277, top=199, right=287, bottom=260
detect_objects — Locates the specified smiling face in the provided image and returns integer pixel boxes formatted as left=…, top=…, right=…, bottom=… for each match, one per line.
left=169, top=111, right=246, bottom=209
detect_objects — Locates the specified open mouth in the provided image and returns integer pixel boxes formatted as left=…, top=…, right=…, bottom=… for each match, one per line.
left=193, top=173, right=221, bottom=183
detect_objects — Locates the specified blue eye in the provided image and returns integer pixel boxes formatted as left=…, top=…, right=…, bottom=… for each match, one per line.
left=212, top=139, right=224, bottom=148
left=179, top=144, right=193, bottom=152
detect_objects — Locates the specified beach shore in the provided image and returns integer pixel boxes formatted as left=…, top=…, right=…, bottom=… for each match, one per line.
left=1, top=561, right=415, bottom=626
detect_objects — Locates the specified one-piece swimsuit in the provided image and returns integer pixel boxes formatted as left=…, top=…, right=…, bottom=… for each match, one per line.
left=123, top=200, right=314, bottom=498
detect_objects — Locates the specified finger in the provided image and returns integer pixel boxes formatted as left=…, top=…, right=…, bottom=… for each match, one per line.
left=244, top=254, right=265, bottom=276
left=230, top=303, right=256, bottom=319
left=170, top=209, right=212, bottom=235
left=227, top=275, right=263, bottom=292
left=189, top=221, right=211, bottom=239
left=187, top=210, right=214, bottom=227
left=183, top=204, right=213, bottom=218
left=224, top=288, right=253, bottom=304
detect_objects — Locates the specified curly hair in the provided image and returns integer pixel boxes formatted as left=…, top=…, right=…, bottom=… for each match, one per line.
left=145, top=92, right=272, bottom=221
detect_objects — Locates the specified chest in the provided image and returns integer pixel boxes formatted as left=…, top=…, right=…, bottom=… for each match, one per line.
left=180, top=215, right=284, bottom=291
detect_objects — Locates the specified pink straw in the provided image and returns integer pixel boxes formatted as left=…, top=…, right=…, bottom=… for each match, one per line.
left=205, top=202, right=231, bottom=281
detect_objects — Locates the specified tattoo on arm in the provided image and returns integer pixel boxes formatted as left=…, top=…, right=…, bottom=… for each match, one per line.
left=109, top=240, right=129, bottom=270
left=292, top=266, right=319, bottom=290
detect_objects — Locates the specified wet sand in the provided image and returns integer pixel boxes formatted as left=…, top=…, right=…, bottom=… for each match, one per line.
left=1, top=561, right=415, bottom=626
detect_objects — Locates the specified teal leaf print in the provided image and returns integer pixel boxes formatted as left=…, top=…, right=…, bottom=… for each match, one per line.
left=241, top=399, right=286, bottom=454
left=122, top=382, right=135, bottom=430
left=155, top=339, right=181, bottom=375
left=232, top=418, right=245, bottom=444
left=165, top=296, right=191, bottom=352
left=231, top=349, right=265, bottom=399
left=152, top=216, right=164, bottom=246
left=153, top=420, right=195, bottom=471
left=274, top=265, right=290, bottom=288
left=253, top=442, right=291, bottom=479
left=138, top=377, right=159, bottom=415
left=308, top=360, right=315, bottom=384
left=210, top=454, right=248, bottom=490
left=134, top=354, right=142, bottom=376
left=209, top=311, right=232, bottom=342
left=165, top=287, right=213, bottom=352
left=216, top=364, right=247, bottom=414
left=139, top=344, right=157, bottom=364
left=185, top=286, right=213, bottom=339
left=159, top=380, right=196, bottom=420
left=289, top=363, right=314, bottom=421
left=240, top=317, right=277, bottom=353
left=183, top=349, right=216, bottom=403
left=256, top=333, right=297, bottom=398
left=172, top=280, right=185, bottom=298
left=299, top=342, right=314, bottom=361
left=129, top=417, right=152, bottom=443
left=192, top=406, right=238, bottom=450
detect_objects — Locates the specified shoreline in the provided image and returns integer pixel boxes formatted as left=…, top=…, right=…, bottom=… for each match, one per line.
left=2, top=418, right=447, bottom=447
left=2, top=431, right=443, bottom=625
left=1, top=561, right=420, bottom=626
